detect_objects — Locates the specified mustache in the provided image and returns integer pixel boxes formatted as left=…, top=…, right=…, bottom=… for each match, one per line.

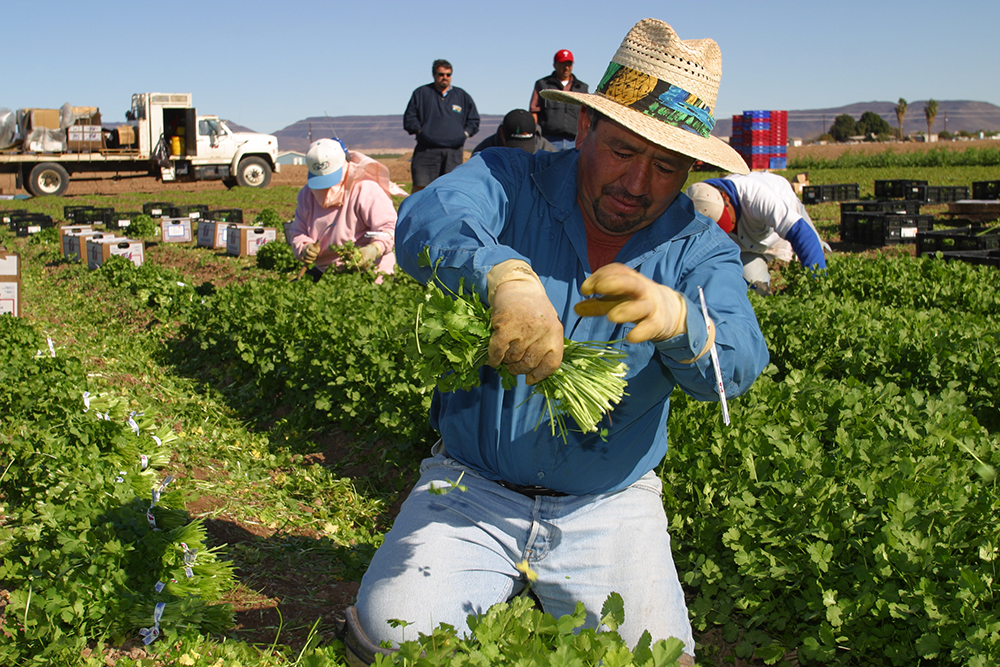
left=601, top=185, right=650, bottom=209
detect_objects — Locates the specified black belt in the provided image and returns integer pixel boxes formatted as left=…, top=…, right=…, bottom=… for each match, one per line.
left=497, top=480, right=568, bottom=498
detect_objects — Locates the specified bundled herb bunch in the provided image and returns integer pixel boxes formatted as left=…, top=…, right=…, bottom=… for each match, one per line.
left=410, top=252, right=628, bottom=441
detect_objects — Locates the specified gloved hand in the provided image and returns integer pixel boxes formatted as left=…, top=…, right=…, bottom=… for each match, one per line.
left=301, top=242, right=321, bottom=264
left=358, top=243, right=381, bottom=268
left=574, top=263, right=688, bottom=343
left=487, top=260, right=563, bottom=385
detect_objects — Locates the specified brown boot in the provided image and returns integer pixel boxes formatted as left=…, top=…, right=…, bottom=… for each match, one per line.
left=342, top=605, right=398, bottom=667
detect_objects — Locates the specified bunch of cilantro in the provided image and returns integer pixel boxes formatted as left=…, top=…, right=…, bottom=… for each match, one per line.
left=410, top=252, right=628, bottom=441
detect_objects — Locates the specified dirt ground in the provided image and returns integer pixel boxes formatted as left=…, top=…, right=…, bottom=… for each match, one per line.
left=0, top=152, right=419, bottom=196
left=3, top=139, right=996, bottom=197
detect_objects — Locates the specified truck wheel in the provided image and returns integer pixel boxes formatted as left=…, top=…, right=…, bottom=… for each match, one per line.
left=27, top=163, right=71, bottom=197
left=236, top=157, right=271, bottom=188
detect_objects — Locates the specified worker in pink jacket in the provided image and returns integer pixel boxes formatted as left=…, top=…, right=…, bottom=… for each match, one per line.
left=291, top=138, right=398, bottom=280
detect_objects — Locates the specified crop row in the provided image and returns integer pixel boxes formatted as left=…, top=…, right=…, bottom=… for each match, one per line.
left=144, top=251, right=1000, bottom=665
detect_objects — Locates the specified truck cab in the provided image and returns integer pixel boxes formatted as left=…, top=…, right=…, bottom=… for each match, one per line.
left=194, top=116, right=280, bottom=188
left=130, top=92, right=279, bottom=188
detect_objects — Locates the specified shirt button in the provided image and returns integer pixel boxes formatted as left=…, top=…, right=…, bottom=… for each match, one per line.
left=537, top=471, right=545, bottom=480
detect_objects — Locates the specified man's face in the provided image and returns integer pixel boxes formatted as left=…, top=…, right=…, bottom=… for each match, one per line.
left=554, top=60, right=573, bottom=81
left=433, top=67, right=453, bottom=93
left=575, top=110, right=695, bottom=235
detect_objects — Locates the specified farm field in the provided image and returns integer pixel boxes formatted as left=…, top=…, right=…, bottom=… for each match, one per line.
left=1, top=153, right=999, bottom=667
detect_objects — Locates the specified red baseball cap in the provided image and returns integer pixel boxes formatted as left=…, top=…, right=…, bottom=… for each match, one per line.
left=554, top=49, right=574, bottom=63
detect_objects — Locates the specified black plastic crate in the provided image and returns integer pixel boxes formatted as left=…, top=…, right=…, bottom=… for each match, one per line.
left=178, top=204, right=210, bottom=220
left=880, top=214, right=934, bottom=245
left=902, top=184, right=928, bottom=201
left=802, top=183, right=860, bottom=205
left=924, top=186, right=970, bottom=204
left=916, top=226, right=1000, bottom=256
left=933, top=248, right=1000, bottom=268
left=1, top=209, right=28, bottom=225
left=206, top=208, right=243, bottom=224
left=6, top=211, right=54, bottom=230
left=841, top=211, right=932, bottom=245
left=73, top=207, right=115, bottom=225
left=874, top=179, right=928, bottom=199
left=12, top=214, right=56, bottom=235
left=840, top=211, right=883, bottom=243
left=63, top=205, right=94, bottom=221
left=972, top=181, right=1000, bottom=200
left=840, top=200, right=921, bottom=215
left=143, top=201, right=179, bottom=218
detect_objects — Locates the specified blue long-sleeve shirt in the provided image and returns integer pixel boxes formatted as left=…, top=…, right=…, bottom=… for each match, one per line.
left=397, top=148, right=769, bottom=495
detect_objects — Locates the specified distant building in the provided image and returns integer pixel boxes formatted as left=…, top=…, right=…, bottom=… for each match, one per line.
left=277, top=151, right=305, bottom=165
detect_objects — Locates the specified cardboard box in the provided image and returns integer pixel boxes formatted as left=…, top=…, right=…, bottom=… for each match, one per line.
left=86, top=237, right=144, bottom=269
left=0, top=248, right=20, bottom=317
left=73, top=109, right=101, bottom=126
left=159, top=217, right=193, bottom=243
left=791, top=172, right=810, bottom=196
left=196, top=220, right=229, bottom=248
left=67, top=125, right=105, bottom=151
left=72, top=232, right=120, bottom=261
left=226, top=225, right=277, bottom=257
left=29, top=108, right=61, bottom=130
left=59, top=225, right=96, bottom=259
left=117, top=124, right=136, bottom=146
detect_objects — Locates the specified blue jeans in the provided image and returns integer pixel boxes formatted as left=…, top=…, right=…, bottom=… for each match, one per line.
left=354, top=450, right=695, bottom=654
left=740, top=251, right=772, bottom=286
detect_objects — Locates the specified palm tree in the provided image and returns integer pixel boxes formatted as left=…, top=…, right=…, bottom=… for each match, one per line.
left=894, top=98, right=908, bottom=140
left=924, top=99, right=939, bottom=139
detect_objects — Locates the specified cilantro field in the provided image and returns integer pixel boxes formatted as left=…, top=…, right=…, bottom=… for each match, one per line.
left=1, top=160, right=999, bottom=667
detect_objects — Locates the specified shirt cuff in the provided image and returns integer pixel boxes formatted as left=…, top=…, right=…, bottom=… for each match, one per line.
left=654, top=295, right=711, bottom=362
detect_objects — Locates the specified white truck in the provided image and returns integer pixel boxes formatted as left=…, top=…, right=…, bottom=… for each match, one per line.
left=0, top=93, right=280, bottom=197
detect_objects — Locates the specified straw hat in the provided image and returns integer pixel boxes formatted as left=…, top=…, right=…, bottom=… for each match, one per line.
left=541, top=18, right=748, bottom=174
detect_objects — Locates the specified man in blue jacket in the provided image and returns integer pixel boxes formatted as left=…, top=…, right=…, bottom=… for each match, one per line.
left=403, top=59, right=480, bottom=192
left=344, top=19, right=769, bottom=667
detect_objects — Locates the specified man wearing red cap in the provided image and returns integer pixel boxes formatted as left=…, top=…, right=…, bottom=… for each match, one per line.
left=530, top=49, right=588, bottom=150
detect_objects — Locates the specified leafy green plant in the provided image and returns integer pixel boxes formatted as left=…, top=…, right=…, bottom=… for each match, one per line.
left=256, top=240, right=300, bottom=273
left=0, top=316, right=234, bottom=665
left=128, top=213, right=158, bottom=239
left=27, top=225, right=60, bottom=246
left=333, top=239, right=366, bottom=270
left=254, top=207, right=282, bottom=227
left=98, top=255, right=199, bottom=317
left=373, top=594, right=688, bottom=667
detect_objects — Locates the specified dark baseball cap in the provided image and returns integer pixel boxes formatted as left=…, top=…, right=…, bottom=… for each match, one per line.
left=500, top=109, right=538, bottom=152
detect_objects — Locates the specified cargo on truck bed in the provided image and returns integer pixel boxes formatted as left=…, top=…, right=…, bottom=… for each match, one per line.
left=0, top=93, right=279, bottom=197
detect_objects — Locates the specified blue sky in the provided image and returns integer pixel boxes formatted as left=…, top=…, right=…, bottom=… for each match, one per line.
left=5, top=0, right=998, bottom=134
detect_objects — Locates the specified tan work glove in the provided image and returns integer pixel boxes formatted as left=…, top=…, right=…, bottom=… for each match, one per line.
left=486, top=260, right=563, bottom=385
left=301, top=242, right=321, bottom=264
left=574, top=263, right=689, bottom=344
left=358, top=244, right=381, bottom=268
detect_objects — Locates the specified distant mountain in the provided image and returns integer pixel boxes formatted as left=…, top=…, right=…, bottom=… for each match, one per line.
left=712, top=100, right=1000, bottom=141
left=271, top=115, right=504, bottom=154
left=223, top=120, right=255, bottom=134
left=262, top=101, right=1000, bottom=153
